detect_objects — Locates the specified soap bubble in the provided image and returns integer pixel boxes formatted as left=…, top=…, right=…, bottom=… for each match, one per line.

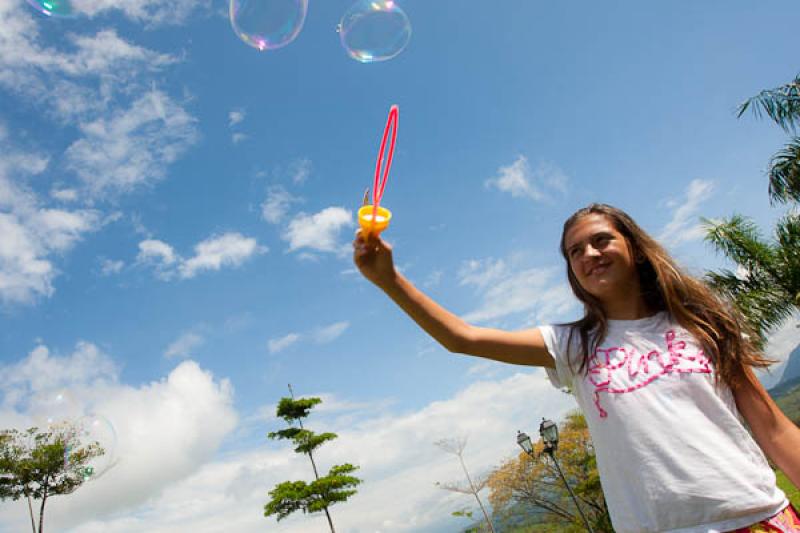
left=338, top=0, right=411, bottom=63
left=69, top=413, right=118, bottom=481
left=230, top=0, right=308, bottom=51
left=25, top=0, right=76, bottom=18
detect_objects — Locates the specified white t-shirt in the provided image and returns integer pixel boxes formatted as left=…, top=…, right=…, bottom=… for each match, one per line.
left=540, top=312, right=787, bottom=533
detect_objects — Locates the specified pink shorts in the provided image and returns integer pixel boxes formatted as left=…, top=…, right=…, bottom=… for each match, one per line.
left=728, top=504, right=800, bottom=533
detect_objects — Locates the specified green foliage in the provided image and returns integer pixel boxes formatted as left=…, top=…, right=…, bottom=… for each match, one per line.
left=268, top=427, right=337, bottom=454
left=0, top=425, right=103, bottom=501
left=767, top=138, right=800, bottom=205
left=274, top=397, right=322, bottom=423
left=264, top=466, right=362, bottom=521
left=487, top=411, right=612, bottom=532
left=703, top=211, right=800, bottom=344
left=736, top=74, right=800, bottom=205
left=737, top=74, right=800, bottom=134
left=264, top=395, right=361, bottom=530
left=452, top=507, right=474, bottom=519
left=0, top=424, right=105, bottom=533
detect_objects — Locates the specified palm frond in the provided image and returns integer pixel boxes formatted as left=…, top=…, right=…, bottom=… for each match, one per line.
left=773, top=213, right=800, bottom=302
left=702, top=215, right=777, bottom=274
left=705, top=270, right=795, bottom=342
left=767, top=136, right=800, bottom=204
left=737, top=74, right=800, bottom=133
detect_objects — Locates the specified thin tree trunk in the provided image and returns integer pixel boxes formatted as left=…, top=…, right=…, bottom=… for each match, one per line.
left=38, top=478, right=48, bottom=533
left=25, top=492, right=36, bottom=533
left=289, top=386, right=335, bottom=533
left=458, top=455, right=495, bottom=533
left=307, top=450, right=336, bottom=533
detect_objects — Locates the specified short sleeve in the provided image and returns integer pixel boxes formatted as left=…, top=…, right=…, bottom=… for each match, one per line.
left=539, top=324, right=575, bottom=390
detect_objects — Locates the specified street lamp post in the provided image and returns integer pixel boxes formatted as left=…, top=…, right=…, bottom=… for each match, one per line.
left=517, top=419, right=595, bottom=533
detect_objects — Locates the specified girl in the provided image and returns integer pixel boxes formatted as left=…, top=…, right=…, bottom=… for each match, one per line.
left=353, top=203, right=800, bottom=533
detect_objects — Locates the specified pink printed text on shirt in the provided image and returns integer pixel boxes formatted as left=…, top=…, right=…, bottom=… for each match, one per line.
left=586, top=330, right=712, bottom=418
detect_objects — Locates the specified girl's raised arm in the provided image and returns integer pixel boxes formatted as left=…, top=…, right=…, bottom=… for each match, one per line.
left=353, top=232, right=555, bottom=368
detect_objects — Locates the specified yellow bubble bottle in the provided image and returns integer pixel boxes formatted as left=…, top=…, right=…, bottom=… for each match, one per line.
left=358, top=205, right=392, bottom=237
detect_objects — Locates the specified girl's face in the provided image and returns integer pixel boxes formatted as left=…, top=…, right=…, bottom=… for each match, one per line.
left=564, top=213, right=640, bottom=302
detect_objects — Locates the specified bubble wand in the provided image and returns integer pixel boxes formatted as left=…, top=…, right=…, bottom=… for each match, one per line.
left=358, top=104, right=398, bottom=237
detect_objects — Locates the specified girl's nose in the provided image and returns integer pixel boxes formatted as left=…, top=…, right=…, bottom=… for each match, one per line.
left=584, top=244, right=602, bottom=257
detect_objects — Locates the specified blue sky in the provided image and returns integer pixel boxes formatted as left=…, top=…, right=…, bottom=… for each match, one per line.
left=1, top=0, right=799, bottom=531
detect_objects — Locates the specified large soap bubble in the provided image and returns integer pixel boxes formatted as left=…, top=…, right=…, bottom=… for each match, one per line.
left=25, top=0, right=76, bottom=18
left=230, top=0, right=309, bottom=51
left=69, top=413, right=118, bottom=481
left=338, top=0, right=411, bottom=63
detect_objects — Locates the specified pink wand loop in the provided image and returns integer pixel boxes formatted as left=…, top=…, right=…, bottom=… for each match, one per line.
left=371, top=105, right=399, bottom=232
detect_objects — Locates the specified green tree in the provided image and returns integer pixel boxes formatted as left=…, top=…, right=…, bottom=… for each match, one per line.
left=264, top=390, right=361, bottom=532
left=0, top=423, right=104, bottom=533
left=486, top=412, right=612, bottom=533
left=704, top=213, right=800, bottom=341
left=736, top=73, right=800, bottom=204
left=704, top=73, right=800, bottom=343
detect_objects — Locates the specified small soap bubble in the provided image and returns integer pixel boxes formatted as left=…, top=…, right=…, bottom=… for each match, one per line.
left=25, top=0, right=76, bottom=18
left=339, top=0, right=411, bottom=63
left=229, top=0, right=308, bottom=52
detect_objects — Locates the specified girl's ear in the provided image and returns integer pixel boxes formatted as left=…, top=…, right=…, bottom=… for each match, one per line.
left=635, top=252, right=646, bottom=264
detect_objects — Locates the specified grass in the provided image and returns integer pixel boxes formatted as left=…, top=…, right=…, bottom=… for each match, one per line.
left=776, top=469, right=800, bottom=508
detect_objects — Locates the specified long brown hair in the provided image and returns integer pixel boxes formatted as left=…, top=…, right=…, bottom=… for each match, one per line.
left=559, top=203, right=774, bottom=390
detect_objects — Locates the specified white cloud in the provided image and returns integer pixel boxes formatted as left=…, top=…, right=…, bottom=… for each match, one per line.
left=0, top=342, right=237, bottom=532
left=658, top=179, right=715, bottom=246
left=0, top=212, right=56, bottom=304
left=288, top=158, right=312, bottom=185
left=99, top=258, right=125, bottom=276
left=231, top=132, right=247, bottom=144
left=485, top=156, right=569, bottom=201
left=312, top=321, right=350, bottom=344
left=0, top=1, right=197, bottom=208
left=284, top=207, right=353, bottom=254
left=59, top=29, right=176, bottom=77
left=164, top=332, right=205, bottom=359
left=65, top=90, right=199, bottom=197
left=268, top=321, right=349, bottom=354
left=180, top=233, right=264, bottom=279
left=138, top=233, right=265, bottom=280
left=72, top=0, right=211, bottom=25
left=423, top=269, right=443, bottom=289
left=0, top=3, right=176, bottom=123
left=458, top=258, right=508, bottom=290
left=267, top=333, right=301, bottom=354
left=138, top=239, right=178, bottom=267
left=228, top=109, right=245, bottom=127
left=261, top=185, right=298, bottom=224
left=1, top=343, right=117, bottom=401
left=0, top=142, right=101, bottom=304
left=458, top=258, right=576, bottom=325
left=50, top=187, right=79, bottom=202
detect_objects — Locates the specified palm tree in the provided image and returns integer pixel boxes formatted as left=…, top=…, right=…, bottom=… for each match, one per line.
left=704, top=213, right=800, bottom=345
left=737, top=73, right=800, bottom=204
left=704, top=73, right=800, bottom=343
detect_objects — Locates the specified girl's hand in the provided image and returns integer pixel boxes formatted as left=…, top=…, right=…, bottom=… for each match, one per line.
left=353, top=230, right=396, bottom=288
